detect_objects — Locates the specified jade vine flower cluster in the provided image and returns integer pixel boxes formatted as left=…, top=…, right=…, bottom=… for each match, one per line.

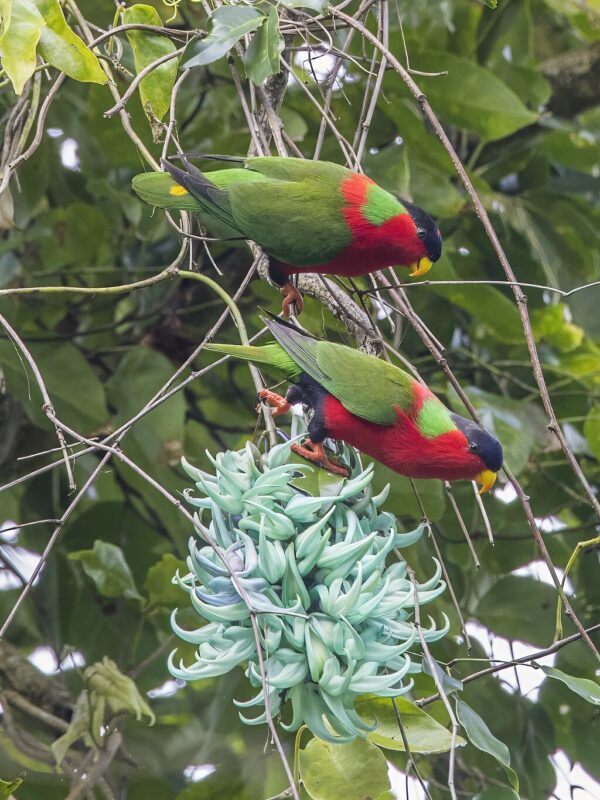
left=169, top=430, right=448, bottom=742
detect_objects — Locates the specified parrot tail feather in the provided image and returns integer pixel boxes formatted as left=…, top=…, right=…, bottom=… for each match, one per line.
left=169, top=153, right=245, bottom=164
left=204, top=342, right=300, bottom=380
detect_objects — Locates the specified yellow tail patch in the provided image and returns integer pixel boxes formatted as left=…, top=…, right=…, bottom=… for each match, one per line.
left=169, top=185, right=189, bottom=196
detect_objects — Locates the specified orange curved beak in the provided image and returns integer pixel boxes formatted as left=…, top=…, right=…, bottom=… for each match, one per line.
left=409, top=257, right=433, bottom=278
left=476, top=470, right=497, bottom=494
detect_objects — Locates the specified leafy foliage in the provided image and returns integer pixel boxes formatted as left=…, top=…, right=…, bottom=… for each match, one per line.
left=0, top=0, right=599, bottom=799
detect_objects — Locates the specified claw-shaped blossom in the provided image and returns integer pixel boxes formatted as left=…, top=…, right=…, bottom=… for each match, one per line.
left=170, top=433, right=447, bottom=741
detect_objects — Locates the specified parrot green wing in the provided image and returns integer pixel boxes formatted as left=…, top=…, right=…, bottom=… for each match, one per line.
left=228, top=179, right=352, bottom=266
left=225, top=157, right=354, bottom=266
left=314, top=343, right=418, bottom=425
left=263, top=317, right=418, bottom=426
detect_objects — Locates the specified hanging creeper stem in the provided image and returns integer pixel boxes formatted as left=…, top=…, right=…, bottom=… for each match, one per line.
left=554, top=536, right=600, bottom=641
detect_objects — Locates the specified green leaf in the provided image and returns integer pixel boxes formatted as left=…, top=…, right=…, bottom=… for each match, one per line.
left=411, top=51, right=537, bottom=142
left=474, top=790, right=520, bottom=800
left=69, top=540, right=143, bottom=600
left=455, top=698, right=519, bottom=792
left=85, top=657, right=155, bottom=724
left=355, top=696, right=466, bottom=754
left=0, top=185, right=15, bottom=230
left=244, top=5, right=283, bottom=85
left=541, top=666, right=600, bottom=706
left=279, top=0, right=328, bottom=10
left=0, top=778, right=23, bottom=800
left=492, top=62, right=552, bottom=109
left=0, top=340, right=109, bottom=433
left=36, top=0, right=106, bottom=84
left=532, top=304, right=584, bottom=352
left=475, top=576, right=557, bottom=646
left=183, top=5, right=264, bottom=69
left=477, top=0, right=497, bottom=6
left=0, top=0, right=44, bottom=94
left=430, top=255, right=522, bottom=344
left=123, top=5, right=179, bottom=123
left=422, top=658, right=464, bottom=695
left=106, top=348, right=185, bottom=464
left=584, top=406, right=600, bottom=461
left=279, top=106, right=308, bottom=141
left=299, top=737, right=391, bottom=800
left=145, top=553, right=187, bottom=607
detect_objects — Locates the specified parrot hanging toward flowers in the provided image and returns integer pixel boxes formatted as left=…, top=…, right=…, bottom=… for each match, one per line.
left=132, top=155, right=442, bottom=316
left=205, top=315, right=502, bottom=493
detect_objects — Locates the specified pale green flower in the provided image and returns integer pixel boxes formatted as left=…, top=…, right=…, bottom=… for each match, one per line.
left=169, top=426, right=448, bottom=742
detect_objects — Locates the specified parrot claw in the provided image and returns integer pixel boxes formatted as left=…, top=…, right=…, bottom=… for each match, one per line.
left=256, top=388, right=291, bottom=418
left=280, top=283, right=304, bottom=317
left=291, top=439, right=349, bottom=477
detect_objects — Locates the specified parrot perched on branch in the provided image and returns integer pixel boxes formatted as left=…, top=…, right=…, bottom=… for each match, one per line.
left=132, top=155, right=442, bottom=315
left=205, top=316, right=502, bottom=492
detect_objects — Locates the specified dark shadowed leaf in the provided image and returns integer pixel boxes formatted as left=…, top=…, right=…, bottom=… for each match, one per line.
left=455, top=698, right=519, bottom=791
left=474, top=790, right=519, bottom=800
left=145, top=553, right=187, bottom=607
left=583, top=406, right=600, bottom=460
left=476, top=576, right=557, bottom=646
left=0, top=340, right=109, bottom=433
left=69, top=541, right=143, bottom=600
left=411, top=51, right=537, bottom=141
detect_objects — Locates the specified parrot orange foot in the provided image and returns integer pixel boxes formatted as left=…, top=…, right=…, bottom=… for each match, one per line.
left=280, top=282, right=304, bottom=317
left=256, top=388, right=291, bottom=418
left=291, top=439, right=349, bottom=477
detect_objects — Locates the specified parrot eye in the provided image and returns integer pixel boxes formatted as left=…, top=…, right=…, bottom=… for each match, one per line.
left=416, top=227, right=426, bottom=240
left=469, top=443, right=480, bottom=454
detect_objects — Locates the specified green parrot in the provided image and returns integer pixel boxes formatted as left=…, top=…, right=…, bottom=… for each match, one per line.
left=205, top=316, right=502, bottom=492
left=132, top=156, right=442, bottom=314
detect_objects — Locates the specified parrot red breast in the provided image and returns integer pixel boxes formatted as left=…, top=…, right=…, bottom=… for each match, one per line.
left=205, top=316, right=502, bottom=492
left=132, top=156, right=442, bottom=315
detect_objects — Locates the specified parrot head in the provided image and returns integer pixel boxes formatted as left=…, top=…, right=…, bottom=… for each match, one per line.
left=451, top=415, right=503, bottom=493
left=403, top=201, right=442, bottom=278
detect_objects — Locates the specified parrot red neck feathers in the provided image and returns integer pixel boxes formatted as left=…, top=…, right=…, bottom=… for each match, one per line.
left=337, top=173, right=442, bottom=277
